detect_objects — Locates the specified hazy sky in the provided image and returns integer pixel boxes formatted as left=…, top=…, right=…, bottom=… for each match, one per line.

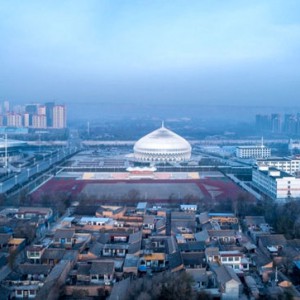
left=1, top=0, right=300, bottom=107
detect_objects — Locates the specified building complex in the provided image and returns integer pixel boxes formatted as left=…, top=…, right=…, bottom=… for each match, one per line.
left=0, top=101, right=67, bottom=129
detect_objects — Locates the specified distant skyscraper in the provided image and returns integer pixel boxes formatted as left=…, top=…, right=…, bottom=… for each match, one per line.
left=53, top=105, right=66, bottom=128
left=284, top=114, right=297, bottom=134
left=45, top=102, right=55, bottom=127
left=23, top=113, right=30, bottom=127
left=271, top=114, right=281, bottom=133
left=25, top=104, right=39, bottom=126
left=32, top=114, right=47, bottom=128
left=7, top=113, right=22, bottom=127
left=38, top=105, right=46, bottom=115
left=3, top=101, right=9, bottom=113
left=255, top=114, right=270, bottom=132
left=13, top=105, right=24, bottom=114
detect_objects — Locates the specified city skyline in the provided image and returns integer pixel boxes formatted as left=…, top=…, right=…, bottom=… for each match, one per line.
left=1, top=1, right=300, bottom=109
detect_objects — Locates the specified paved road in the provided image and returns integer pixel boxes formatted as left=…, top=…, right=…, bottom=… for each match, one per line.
left=0, top=148, right=77, bottom=194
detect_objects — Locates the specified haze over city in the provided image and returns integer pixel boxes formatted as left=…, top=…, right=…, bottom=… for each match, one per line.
left=1, top=0, right=300, bottom=121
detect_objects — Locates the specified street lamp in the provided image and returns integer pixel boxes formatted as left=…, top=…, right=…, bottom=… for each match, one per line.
left=37, top=164, right=39, bottom=173
left=27, top=168, right=30, bottom=178
left=14, top=175, right=18, bottom=185
left=0, top=182, right=3, bottom=194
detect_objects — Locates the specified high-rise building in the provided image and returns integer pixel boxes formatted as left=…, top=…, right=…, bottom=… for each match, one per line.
left=53, top=105, right=66, bottom=129
left=25, top=104, right=39, bottom=126
left=255, top=114, right=270, bottom=132
left=7, top=113, right=22, bottom=127
left=32, top=114, right=47, bottom=128
left=23, top=113, right=30, bottom=127
left=3, top=101, right=10, bottom=113
left=271, top=114, right=281, bottom=133
left=38, top=105, right=46, bottom=116
left=45, top=102, right=55, bottom=127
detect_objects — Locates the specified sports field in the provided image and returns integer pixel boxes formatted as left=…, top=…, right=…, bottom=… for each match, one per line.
left=31, top=172, right=250, bottom=204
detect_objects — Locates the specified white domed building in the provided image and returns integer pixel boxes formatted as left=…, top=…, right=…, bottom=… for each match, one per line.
left=133, top=123, right=192, bottom=163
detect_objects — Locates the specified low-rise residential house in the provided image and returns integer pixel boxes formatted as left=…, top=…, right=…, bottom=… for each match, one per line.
left=140, top=252, right=166, bottom=271
left=207, top=230, right=237, bottom=245
left=194, top=230, right=210, bottom=244
left=103, top=244, right=128, bottom=257
left=90, top=261, right=115, bottom=285
left=182, top=252, right=206, bottom=269
left=13, top=284, right=40, bottom=299
left=258, top=234, right=287, bottom=257
left=143, top=215, right=156, bottom=231
left=26, top=245, right=45, bottom=264
left=102, top=231, right=142, bottom=257
left=180, top=204, right=197, bottom=212
left=215, top=265, right=242, bottom=300
left=0, top=233, right=12, bottom=249
left=171, top=211, right=196, bottom=233
left=208, top=213, right=238, bottom=225
left=219, top=250, right=249, bottom=272
left=53, top=229, right=76, bottom=248
left=79, top=216, right=112, bottom=226
left=186, top=268, right=209, bottom=290
left=75, top=260, right=115, bottom=286
left=15, top=207, right=53, bottom=222
left=168, top=251, right=184, bottom=272
left=136, top=202, right=147, bottom=215
left=19, top=263, right=52, bottom=281
left=178, top=241, right=205, bottom=253
left=123, top=254, right=139, bottom=276
left=97, top=206, right=126, bottom=219
left=205, top=247, right=220, bottom=264
left=41, top=248, right=66, bottom=265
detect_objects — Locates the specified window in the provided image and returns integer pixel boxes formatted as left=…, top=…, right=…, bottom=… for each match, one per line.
left=234, top=257, right=239, bottom=261
left=228, top=257, right=233, bottom=262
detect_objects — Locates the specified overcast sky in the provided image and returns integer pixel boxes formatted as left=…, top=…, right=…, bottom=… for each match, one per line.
left=1, top=0, right=300, bottom=108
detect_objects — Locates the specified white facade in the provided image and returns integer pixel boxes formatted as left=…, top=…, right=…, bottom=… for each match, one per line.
left=252, top=166, right=300, bottom=200
left=7, top=113, right=22, bottom=127
left=236, top=146, right=271, bottom=159
left=133, top=124, right=191, bottom=163
left=32, top=114, right=47, bottom=129
left=256, top=158, right=300, bottom=175
left=53, top=105, right=66, bottom=129
left=38, top=105, right=46, bottom=115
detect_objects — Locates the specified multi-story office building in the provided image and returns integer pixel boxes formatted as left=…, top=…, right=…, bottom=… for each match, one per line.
left=236, top=146, right=271, bottom=159
left=256, top=157, right=300, bottom=175
left=53, top=105, right=66, bottom=129
left=252, top=166, right=300, bottom=200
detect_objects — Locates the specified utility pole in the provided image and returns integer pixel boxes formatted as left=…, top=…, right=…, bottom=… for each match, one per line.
left=4, top=134, right=8, bottom=173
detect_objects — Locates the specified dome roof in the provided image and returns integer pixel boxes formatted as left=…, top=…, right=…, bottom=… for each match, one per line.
left=133, top=123, right=191, bottom=162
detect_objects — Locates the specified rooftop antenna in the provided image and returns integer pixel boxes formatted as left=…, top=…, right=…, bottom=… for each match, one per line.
left=261, top=136, right=264, bottom=148
left=4, top=133, right=8, bottom=172
left=161, top=120, right=165, bottom=128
